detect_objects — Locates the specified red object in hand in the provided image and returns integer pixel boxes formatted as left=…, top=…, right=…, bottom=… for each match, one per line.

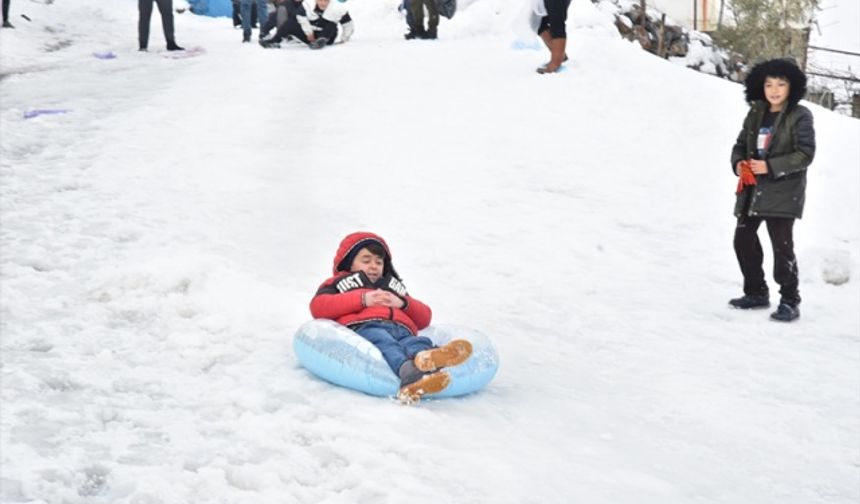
left=736, top=160, right=757, bottom=194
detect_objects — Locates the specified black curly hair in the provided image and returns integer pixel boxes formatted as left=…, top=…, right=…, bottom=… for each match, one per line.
left=743, top=58, right=807, bottom=107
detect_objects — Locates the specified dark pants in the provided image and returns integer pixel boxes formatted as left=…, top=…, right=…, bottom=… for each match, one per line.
left=538, top=0, right=571, bottom=38
left=272, top=18, right=336, bottom=45
left=138, top=0, right=176, bottom=49
left=2, top=0, right=10, bottom=23
left=261, top=7, right=287, bottom=36
left=733, top=214, right=800, bottom=305
left=412, top=0, right=438, bottom=34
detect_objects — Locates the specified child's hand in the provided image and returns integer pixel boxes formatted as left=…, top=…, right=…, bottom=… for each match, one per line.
left=363, top=290, right=404, bottom=308
left=380, top=292, right=405, bottom=309
left=749, top=160, right=768, bottom=175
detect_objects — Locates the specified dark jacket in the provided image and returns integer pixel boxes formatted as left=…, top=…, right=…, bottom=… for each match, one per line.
left=731, top=101, right=815, bottom=219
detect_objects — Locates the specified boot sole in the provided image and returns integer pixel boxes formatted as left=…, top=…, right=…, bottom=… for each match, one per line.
left=414, top=340, right=473, bottom=372
left=398, top=371, right=451, bottom=404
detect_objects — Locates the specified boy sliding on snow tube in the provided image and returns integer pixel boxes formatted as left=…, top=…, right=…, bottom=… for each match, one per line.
left=310, top=232, right=472, bottom=403
left=729, top=58, right=815, bottom=322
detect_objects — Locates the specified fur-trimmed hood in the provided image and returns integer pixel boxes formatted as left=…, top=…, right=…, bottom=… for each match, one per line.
left=743, top=58, right=807, bottom=107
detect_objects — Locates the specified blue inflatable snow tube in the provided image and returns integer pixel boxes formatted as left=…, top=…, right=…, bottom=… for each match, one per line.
left=294, top=320, right=499, bottom=398
left=187, top=0, right=232, bottom=18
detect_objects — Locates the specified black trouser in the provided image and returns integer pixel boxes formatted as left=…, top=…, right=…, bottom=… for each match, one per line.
left=538, top=0, right=571, bottom=38
left=2, top=0, right=10, bottom=23
left=261, top=7, right=287, bottom=35
left=733, top=214, right=800, bottom=305
left=273, top=18, right=336, bottom=45
left=232, top=1, right=241, bottom=26
left=412, top=0, right=438, bottom=34
left=138, top=0, right=175, bottom=49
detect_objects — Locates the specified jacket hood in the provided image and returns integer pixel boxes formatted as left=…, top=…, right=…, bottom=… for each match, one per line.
left=332, top=231, right=400, bottom=279
left=743, top=58, right=807, bottom=107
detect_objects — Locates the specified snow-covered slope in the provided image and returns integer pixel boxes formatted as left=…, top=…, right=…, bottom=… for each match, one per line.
left=1, top=1, right=858, bottom=503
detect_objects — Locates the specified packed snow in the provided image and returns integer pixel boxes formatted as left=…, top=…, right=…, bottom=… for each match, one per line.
left=1, top=0, right=858, bottom=503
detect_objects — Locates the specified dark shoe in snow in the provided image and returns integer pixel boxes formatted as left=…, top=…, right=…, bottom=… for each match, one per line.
left=398, top=370, right=451, bottom=405
left=259, top=35, right=281, bottom=48
left=309, top=37, right=328, bottom=49
left=404, top=30, right=418, bottom=40
left=770, top=303, right=800, bottom=322
left=728, top=294, right=770, bottom=309
left=3, top=20, right=15, bottom=28
left=422, top=31, right=437, bottom=39
left=414, top=339, right=473, bottom=372
left=166, top=42, right=185, bottom=51
left=139, top=46, right=148, bottom=52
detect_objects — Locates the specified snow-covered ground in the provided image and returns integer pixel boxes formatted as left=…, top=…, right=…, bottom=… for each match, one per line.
left=1, top=1, right=858, bottom=503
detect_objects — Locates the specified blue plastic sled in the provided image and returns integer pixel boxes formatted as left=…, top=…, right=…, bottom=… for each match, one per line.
left=293, top=320, right=499, bottom=398
left=186, top=0, right=232, bottom=17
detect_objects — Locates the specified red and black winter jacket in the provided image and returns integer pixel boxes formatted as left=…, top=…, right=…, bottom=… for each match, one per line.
left=309, top=232, right=432, bottom=335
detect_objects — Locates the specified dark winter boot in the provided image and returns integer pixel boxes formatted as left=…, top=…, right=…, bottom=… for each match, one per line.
left=309, top=37, right=328, bottom=49
left=398, top=360, right=424, bottom=386
left=423, top=29, right=437, bottom=39
left=166, top=41, right=185, bottom=51
left=728, top=294, right=770, bottom=309
left=259, top=35, right=281, bottom=48
left=770, top=303, right=800, bottom=322
left=2, top=20, right=14, bottom=28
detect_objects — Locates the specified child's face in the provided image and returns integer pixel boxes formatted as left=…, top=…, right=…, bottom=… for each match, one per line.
left=316, top=0, right=330, bottom=9
left=764, top=76, right=790, bottom=110
left=350, top=248, right=384, bottom=283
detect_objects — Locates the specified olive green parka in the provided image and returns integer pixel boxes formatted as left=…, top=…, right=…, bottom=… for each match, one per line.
left=731, top=101, right=815, bottom=219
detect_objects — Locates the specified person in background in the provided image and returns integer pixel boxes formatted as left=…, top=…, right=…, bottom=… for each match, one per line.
left=138, top=0, right=184, bottom=51
left=2, top=0, right=13, bottom=28
left=260, top=0, right=290, bottom=39
left=409, top=0, right=437, bottom=39
left=259, top=0, right=353, bottom=49
left=535, top=0, right=570, bottom=74
left=240, top=0, right=268, bottom=42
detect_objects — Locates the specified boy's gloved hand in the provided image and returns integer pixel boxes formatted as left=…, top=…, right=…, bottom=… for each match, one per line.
left=735, top=160, right=757, bottom=194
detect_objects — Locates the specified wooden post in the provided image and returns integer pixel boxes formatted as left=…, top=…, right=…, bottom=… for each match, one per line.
left=693, top=0, right=697, bottom=30
left=658, top=13, right=667, bottom=58
left=799, top=26, right=811, bottom=73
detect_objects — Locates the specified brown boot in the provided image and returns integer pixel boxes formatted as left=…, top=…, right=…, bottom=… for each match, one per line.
left=414, top=339, right=473, bottom=372
left=398, top=370, right=451, bottom=404
left=537, top=38, right=567, bottom=74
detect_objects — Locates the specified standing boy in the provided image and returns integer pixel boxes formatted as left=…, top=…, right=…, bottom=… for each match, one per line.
left=730, top=58, right=815, bottom=322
